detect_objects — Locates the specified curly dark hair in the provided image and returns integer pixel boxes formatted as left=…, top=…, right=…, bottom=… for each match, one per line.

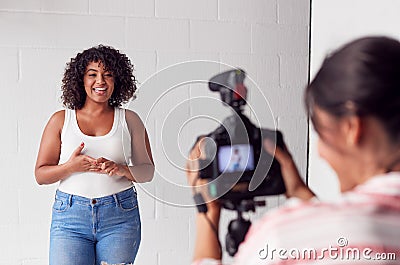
left=61, top=45, right=137, bottom=109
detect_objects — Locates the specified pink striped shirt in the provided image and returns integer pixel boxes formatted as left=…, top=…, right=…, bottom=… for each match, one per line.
left=194, top=172, right=400, bottom=265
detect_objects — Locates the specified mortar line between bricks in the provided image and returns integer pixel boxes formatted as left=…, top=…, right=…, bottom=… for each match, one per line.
left=124, top=16, right=128, bottom=50
left=250, top=24, right=253, bottom=54
left=88, top=0, right=92, bottom=14
left=155, top=50, right=160, bottom=72
left=277, top=54, right=282, bottom=87
left=0, top=9, right=128, bottom=19
left=276, top=0, right=279, bottom=24
left=188, top=20, right=192, bottom=50
left=16, top=120, right=20, bottom=154
left=17, top=48, right=22, bottom=82
left=217, top=0, right=220, bottom=20
left=0, top=9, right=87, bottom=16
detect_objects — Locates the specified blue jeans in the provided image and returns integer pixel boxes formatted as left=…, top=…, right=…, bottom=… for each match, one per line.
left=49, top=187, right=141, bottom=265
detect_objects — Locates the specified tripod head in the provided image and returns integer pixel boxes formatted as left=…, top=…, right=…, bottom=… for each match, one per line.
left=223, top=199, right=266, bottom=256
left=194, top=68, right=286, bottom=257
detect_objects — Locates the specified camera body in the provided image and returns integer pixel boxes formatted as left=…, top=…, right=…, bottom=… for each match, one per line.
left=193, top=69, right=287, bottom=256
left=197, top=69, right=286, bottom=203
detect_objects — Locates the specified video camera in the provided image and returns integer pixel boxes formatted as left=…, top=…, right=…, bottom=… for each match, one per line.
left=192, top=69, right=286, bottom=256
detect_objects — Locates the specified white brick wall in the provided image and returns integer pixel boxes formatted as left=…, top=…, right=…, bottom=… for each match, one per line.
left=219, top=0, right=277, bottom=23
left=0, top=1, right=310, bottom=264
left=156, top=0, right=217, bottom=20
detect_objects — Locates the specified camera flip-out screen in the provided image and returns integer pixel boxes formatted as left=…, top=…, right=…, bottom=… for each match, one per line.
left=217, top=144, right=255, bottom=173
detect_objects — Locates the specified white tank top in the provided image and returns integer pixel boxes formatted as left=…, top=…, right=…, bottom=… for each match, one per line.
left=58, top=108, right=134, bottom=198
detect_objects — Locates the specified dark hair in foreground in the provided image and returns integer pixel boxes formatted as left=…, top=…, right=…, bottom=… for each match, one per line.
left=305, top=36, right=400, bottom=143
left=61, top=45, right=137, bottom=109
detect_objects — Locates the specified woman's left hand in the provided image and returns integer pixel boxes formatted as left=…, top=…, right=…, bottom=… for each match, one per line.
left=96, top=157, right=128, bottom=177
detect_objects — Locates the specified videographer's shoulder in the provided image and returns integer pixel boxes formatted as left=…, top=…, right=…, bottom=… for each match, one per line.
left=344, top=172, right=400, bottom=209
left=257, top=172, right=400, bottom=239
left=249, top=196, right=319, bottom=230
left=265, top=171, right=400, bottom=223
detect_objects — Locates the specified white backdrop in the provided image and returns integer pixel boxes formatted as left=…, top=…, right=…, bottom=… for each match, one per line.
left=309, top=0, right=400, bottom=200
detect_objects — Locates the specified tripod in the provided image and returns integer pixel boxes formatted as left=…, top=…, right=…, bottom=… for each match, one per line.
left=223, top=199, right=266, bottom=256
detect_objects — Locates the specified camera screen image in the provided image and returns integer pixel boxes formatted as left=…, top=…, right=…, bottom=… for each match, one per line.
left=217, top=144, right=255, bottom=173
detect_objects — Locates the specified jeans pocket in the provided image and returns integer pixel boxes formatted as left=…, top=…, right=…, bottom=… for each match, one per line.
left=52, top=197, right=70, bottom=213
left=118, top=196, right=138, bottom=212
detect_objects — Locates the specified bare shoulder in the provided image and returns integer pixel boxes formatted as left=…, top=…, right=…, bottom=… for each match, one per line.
left=124, top=109, right=144, bottom=125
left=50, top=110, right=65, bottom=123
left=125, top=109, right=140, bottom=119
left=124, top=109, right=147, bottom=136
left=47, top=110, right=65, bottom=132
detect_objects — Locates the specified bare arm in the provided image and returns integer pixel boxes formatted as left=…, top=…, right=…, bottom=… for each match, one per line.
left=35, top=110, right=97, bottom=185
left=125, top=109, right=155, bottom=183
left=193, top=207, right=222, bottom=261
left=186, top=139, right=222, bottom=262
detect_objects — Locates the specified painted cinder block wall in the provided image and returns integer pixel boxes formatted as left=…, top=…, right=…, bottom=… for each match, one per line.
left=0, top=1, right=310, bottom=264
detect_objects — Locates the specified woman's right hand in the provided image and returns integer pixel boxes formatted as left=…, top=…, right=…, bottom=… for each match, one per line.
left=65, top=142, right=98, bottom=174
left=264, top=139, right=315, bottom=201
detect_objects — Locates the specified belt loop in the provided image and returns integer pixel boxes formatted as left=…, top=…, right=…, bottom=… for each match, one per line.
left=113, top=194, right=119, bottom=206
left=68, top=194, right=73, bottom=206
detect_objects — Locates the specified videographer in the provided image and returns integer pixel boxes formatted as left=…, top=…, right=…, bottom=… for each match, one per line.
left=186, top=36, right=400, bottom=264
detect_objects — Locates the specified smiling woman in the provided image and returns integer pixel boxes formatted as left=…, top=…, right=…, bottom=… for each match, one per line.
left=61, top=45, right=136, bottom=110
left=84, top=62, right=115, bottom=101
left=34, top=45, right=155, bottom=265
